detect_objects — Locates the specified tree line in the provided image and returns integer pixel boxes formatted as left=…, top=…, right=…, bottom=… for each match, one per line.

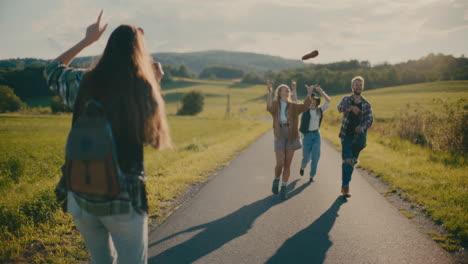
left=265, top=53, right=468, bottom=96
left=0, top=53, right=466, bottom=110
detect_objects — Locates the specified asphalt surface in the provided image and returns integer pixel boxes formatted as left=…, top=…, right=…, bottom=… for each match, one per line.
left=148, top=130, right=454, bottom=264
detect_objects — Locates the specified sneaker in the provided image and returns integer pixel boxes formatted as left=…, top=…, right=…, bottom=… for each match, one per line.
left=309, top=177, right=314, bottom=183
left=280, top=185, right=288, bottom=200
left=299, top=168, right=304, bottom=176
left=272, top=178, right=280, bottom=195
left=343, top=186, right=351, bottom=198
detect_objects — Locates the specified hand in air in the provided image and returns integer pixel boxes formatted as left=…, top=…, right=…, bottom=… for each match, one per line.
left=84, top=10, right=108, bottom=45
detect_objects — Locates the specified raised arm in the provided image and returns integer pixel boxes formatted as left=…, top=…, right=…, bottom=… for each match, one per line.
left=314, top=85, right=331, bottom=102
left=266, top=80, right=274, bottom=113
left=54, top=10, right=108, bottom=65
left=43, top=10, right=108, bottom=110
left=295, top=85, right=314, bottom=113
left=291, top=80, right=298, bottom=103
left=153, top=62, right=165, bottom=83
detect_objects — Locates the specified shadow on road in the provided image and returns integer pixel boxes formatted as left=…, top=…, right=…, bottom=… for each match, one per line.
left=149, top=179, right=309, bottom=263
left=265, top=196, right=347, bottom=264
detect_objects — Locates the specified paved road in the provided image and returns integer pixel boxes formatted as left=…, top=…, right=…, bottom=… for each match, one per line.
left=148, top=131, right=454, bottom=264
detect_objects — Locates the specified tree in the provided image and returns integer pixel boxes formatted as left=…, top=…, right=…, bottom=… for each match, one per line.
left=0, top=85, right=22, bottom=113
left=177, top=90, right=204, bottom=116
left=177, top=65, right=194, bottom=78
left=241, top=72, right=265, bottom=84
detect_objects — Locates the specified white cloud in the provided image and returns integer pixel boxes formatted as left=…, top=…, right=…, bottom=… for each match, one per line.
left=1, top=0, right=467, bottom=62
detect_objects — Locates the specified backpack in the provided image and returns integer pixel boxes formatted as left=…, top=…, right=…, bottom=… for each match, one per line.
left=64, top=100, right=122, bottom=198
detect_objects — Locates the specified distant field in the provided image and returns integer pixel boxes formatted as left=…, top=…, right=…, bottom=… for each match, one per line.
left=320, top=80, right=468, bottom=251
left=21, top=78, right=269, bottom=118
left=363, top=81, right=468, bottom=119
left=162, top=78, right=267, bottom=118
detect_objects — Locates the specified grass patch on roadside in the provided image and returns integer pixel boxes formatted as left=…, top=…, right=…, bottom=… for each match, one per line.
left=320, top=81, right=468, bottom=251
left=399, top=210, right=414, bottom=219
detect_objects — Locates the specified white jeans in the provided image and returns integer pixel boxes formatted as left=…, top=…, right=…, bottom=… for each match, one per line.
left=67, top=192, right=148, bottom=264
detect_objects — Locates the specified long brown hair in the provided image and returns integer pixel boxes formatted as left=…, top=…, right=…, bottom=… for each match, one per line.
left=75, top=24, right=172, bottom=149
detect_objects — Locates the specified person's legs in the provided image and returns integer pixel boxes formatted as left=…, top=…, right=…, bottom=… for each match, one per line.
left=300, top=133, right=312, bottom=171
left=351, top=132, right=366, bottom=164
left=309, top=133, right=321, bottom=179
left=280, top=149, right=295, bottom=200
left=275, top=151, right=285, bottom=179
left=282, top=149, right=295, bottom=183
left=273, top=151, right=285, bottom=194
left=101, top=208, right=148, bottom=264
left=67, top=193, right=116, bottom=264
left=341, top=135, right=354, bottom=188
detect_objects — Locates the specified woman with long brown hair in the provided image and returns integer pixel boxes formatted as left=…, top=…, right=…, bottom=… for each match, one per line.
left=44, top=11, right=171, bottom=263
left=266, top=80, right=313, bottom=200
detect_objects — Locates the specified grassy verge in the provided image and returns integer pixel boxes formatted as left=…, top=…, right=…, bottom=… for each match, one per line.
left=320, top=81, right=468, bottom=251
left=0, top=79, right=271, bottom=263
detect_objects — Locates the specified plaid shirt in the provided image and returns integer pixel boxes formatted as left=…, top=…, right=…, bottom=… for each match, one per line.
left=44, top=61, right=148, bottom=215
left=44, top=61, right=86, bottom=110
left=337, top=95, right=373, bottom=139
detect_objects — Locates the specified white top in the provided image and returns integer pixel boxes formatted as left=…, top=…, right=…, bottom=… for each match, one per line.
left=308, top=101, right=329, bottom=131
left=279, top=101, right=288, bottom=122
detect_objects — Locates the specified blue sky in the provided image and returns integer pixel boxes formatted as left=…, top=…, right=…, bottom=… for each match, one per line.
left=1, top=0, right=467, bottom=64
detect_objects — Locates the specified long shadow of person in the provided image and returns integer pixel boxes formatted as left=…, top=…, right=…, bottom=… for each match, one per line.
left=265, top=196, right=347, bottom=264
left=149, top=179, right=309, bottom=264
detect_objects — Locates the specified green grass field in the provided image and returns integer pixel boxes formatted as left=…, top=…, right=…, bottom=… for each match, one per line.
left=363, top=81, right=468, bottom=120
left=162, top=78, right=267, bottom=118
left=0, top=79, right=271, bottom=263
left=319, top=81, right=468, bottom=251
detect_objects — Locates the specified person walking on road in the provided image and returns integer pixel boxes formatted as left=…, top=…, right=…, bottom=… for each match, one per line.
left=266, top=80, right=313, bottom=200
left=298, top=85, right=331, bottom=182
left=337, top=76, right=373, bottom=197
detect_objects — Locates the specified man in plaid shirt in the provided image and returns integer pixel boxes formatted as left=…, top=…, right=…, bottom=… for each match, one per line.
left=337, top=76, right=373, bottom=197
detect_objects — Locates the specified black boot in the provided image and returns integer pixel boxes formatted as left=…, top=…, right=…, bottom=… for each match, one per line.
left=280, top=185, right=288, bottom=200
left=272, top=178, right=280, bottom=194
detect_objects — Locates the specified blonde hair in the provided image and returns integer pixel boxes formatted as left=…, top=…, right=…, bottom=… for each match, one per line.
left=274, top=84, right=292, bottom=102
left=351, top=76, right=365, bottom=89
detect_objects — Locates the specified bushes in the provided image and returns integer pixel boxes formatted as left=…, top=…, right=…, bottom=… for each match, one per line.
left=0, top=190, right=58, bottom=234
left=50, top=96, right=72, bottom=113
left=396, top=98, right=467, bottom=154
left=0, top=156, right=24, bottom=188
left=0, top=85, right=22, bottom=113
left=241, top=72, right=265, bottom=84
left=177, top=90, right=204, bottom=116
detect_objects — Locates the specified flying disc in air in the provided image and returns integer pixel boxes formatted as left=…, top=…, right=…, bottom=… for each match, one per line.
left=302, top=50, right=319, bottom=60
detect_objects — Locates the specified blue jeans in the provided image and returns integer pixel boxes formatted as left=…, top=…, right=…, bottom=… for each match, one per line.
left=67, top=192, right=148, bottom=264
left=341, top=133, right=366, bottom=187
left=301, top=131, right=321, bottom=178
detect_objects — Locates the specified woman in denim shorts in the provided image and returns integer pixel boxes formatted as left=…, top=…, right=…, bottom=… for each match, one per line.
left=266, top=80, right=313, bottom=200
